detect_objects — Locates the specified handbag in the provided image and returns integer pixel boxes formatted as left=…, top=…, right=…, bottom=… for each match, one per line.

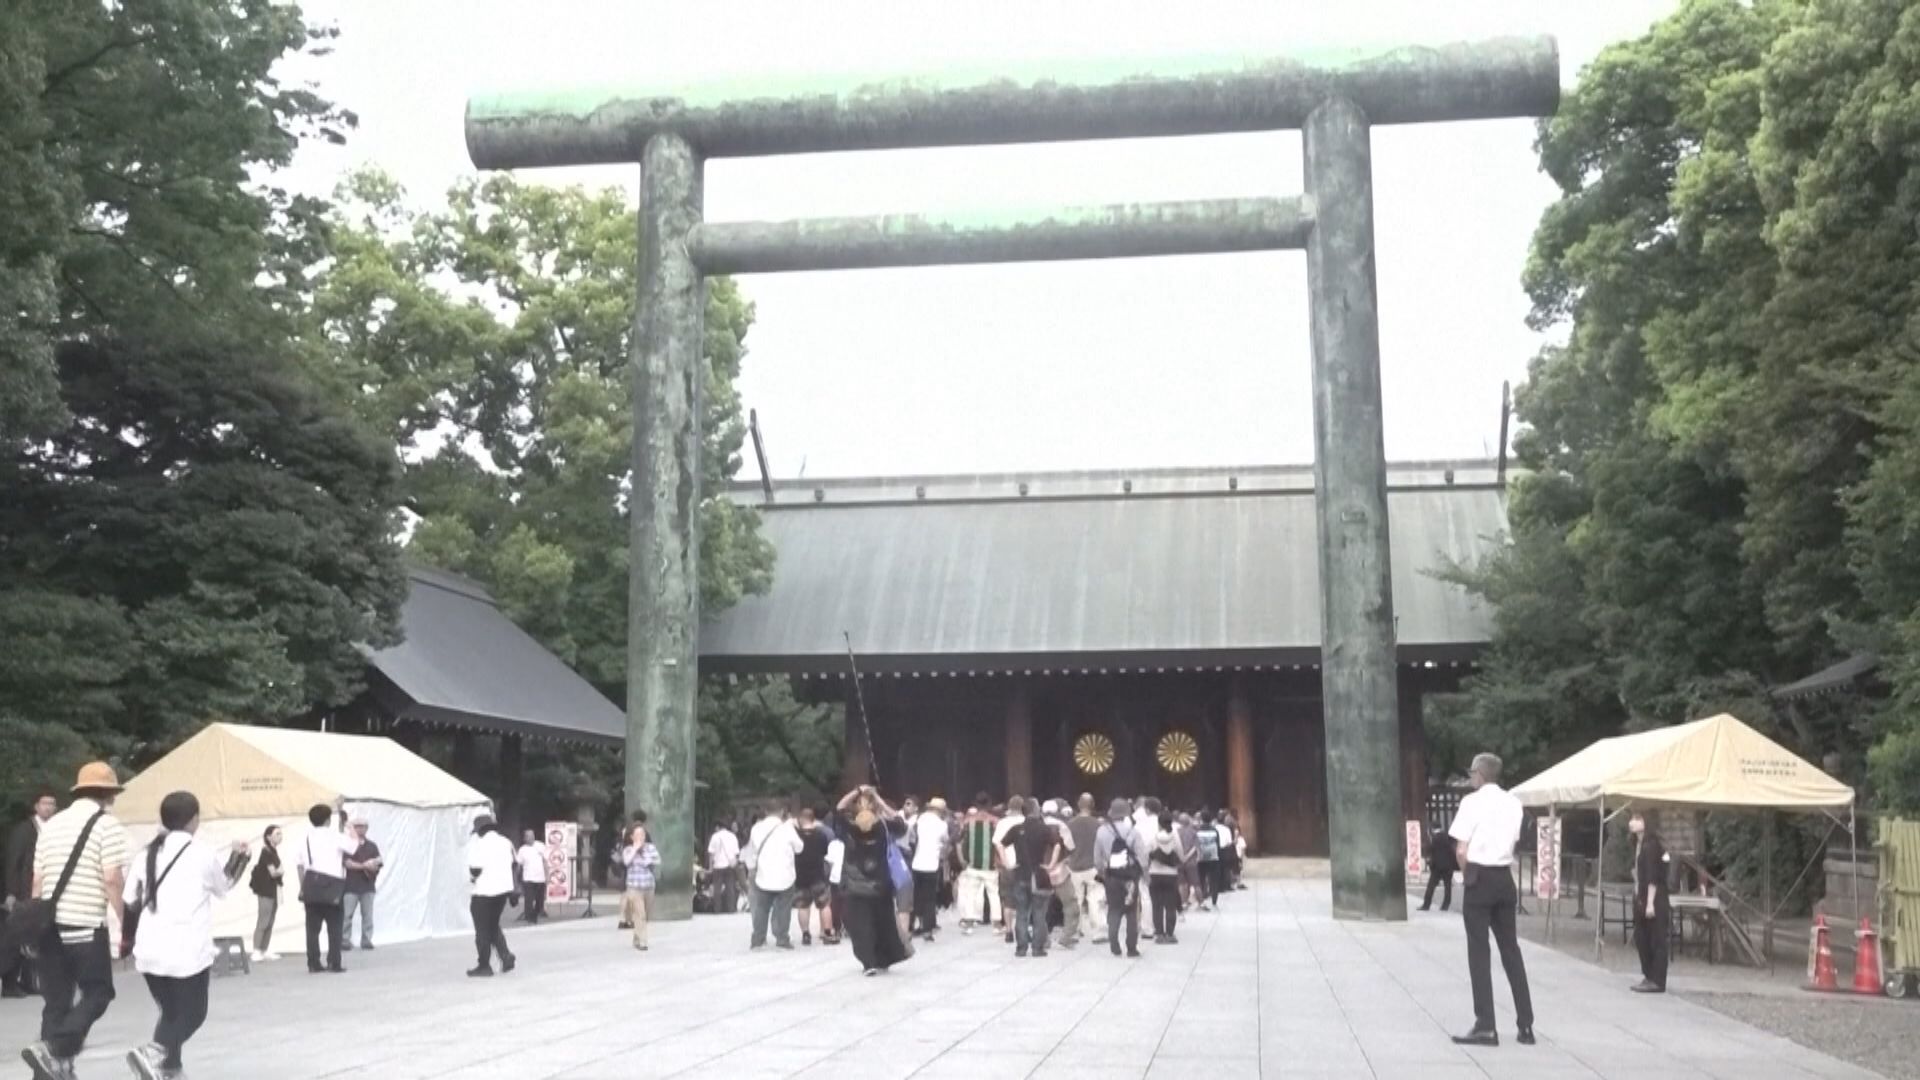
left=884, top=831, right=913, bottom=894
left=299, top=836, right=346, bottom=906
left=0, top=810, right=105, bottom=962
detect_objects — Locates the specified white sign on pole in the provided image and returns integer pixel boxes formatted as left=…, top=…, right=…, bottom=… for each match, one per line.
left=1535, top=816, right=1563, bottom=900
left=1404, top=820, right=1425, bottom=877
left=545, top=821, right=578, bottom=902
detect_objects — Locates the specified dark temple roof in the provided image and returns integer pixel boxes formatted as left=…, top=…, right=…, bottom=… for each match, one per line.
left=1770, top=654, right=1880, bottom=702
left=363, top=566, right=625, bottom=745
left=700, top=461, right=1508, bottom=674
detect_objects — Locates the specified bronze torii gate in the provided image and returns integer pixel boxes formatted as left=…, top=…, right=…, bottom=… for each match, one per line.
left=464, top=38, right=1559, bottom=921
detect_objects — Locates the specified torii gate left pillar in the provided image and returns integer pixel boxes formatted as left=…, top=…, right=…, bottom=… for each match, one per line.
left=465, top=39, right=1559, bottom=919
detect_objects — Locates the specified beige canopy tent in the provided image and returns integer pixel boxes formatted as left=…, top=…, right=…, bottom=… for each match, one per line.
left=1511, top=713, right=1856, bottom=961
left=119, top=723, right=492, bottom=953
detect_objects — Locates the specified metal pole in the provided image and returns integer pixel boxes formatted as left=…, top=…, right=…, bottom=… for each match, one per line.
left=1764, top=814, right=1774, bottom=969
left=627, top=132, right=706, bottom=920
left=1547, top=804, right=1557, bottom=944
left=1851, top=805, right=1860, bottom=930
left=1304, top=95, right=1403, bottom=922
left=1596, top=795, right=1606, bottom=961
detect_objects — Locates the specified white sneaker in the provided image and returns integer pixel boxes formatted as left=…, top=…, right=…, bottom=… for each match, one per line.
left=126, top=1043, right=164, bottom=1080
left=260, top=952, right=281, bottom=962
left=248, top=950, right=264, bottom=963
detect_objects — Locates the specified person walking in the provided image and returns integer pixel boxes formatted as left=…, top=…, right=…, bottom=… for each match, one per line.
left=120, top=791, right=250, bottom=1080
left=247, top=826, right=284, bottom=962
left=1629, top=811, right=1670, bottom=993
left=1003, top=798, right=1062, bottom=958
left=907, top=798, right=948, bottom=940
left=294, top=804, right=355, bottom=975
left=1147, top=814, right=1187, bottom=944
left=3, top=792, right=58, bottom=999
left=954, top=796, right=1000, bottom=935
left=793, top=807, right=833, bottom=945
left=620, top=824, right=660, bottom=951
left=837, top=788, right=911, bottom=976
left=1095, top=799, right=1148, bottom=958
left=744, top=803, right=802, bottom=950
left=20, top=764, right=130, bottom=1080
left=1420, top=819, right=1458, bottom=912
left=340, top=815, right=382, bottom=951
left=1193, top=811, right=1226, bottom=911
left=515, top=829, right=548, bottom=924
left=1067, top=795, right=1105, bottom=944
left=466, top=813, right=517, bottom=976
left=1448, top=753, right=1535, bottom=1047
left=706, top=820, right=740, bottom=915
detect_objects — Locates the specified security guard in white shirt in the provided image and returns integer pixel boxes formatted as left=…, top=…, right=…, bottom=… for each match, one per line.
left=1447, top=752, right=1535, bottom=1047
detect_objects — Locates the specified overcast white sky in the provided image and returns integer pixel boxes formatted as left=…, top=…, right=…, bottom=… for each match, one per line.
left=289, top=0, right=1672, bottom=480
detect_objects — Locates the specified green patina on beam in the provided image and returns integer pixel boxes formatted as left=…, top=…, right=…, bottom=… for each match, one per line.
left=686, top=197, right=1315, bottom=275
left=465, top=36, right=1558, bottom=166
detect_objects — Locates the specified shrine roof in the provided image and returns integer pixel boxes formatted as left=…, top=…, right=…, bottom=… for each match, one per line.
left=700, top=460, right=1507, bottom=674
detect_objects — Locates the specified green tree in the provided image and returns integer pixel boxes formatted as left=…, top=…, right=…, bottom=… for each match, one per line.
left=314, top=173, right=800, bottom=816
left=1453, top=0, right=1920, bottom=818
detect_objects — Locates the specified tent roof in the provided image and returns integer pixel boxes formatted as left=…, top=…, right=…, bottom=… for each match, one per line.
left=118, top=723, right=490, bottom=824
left=1510, top=713, right=1854, bottom=812
left=363, top=566, right=624, bottom=745
left=1770, top=653, right=1880, bottom=701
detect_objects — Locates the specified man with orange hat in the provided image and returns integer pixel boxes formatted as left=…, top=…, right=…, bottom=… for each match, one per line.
left=22, top=762, right=130, bottom=1080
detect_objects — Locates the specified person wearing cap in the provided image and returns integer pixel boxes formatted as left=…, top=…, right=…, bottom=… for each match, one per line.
left=466, top=813, right=517, bottom=976
left=22, top=763, right=131, bottom=1080
left=907, top=797, right=949, bottom=940
left=340, top=814, right=383, bottom=951
left=1042, top=799, right=1081, bottom=948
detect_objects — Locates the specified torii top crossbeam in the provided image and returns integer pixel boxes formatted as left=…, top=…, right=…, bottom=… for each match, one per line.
left=466, top=37, right=1558, bottom=167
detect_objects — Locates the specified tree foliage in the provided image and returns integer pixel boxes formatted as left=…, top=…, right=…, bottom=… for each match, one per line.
left=0, top=1, right=404, bottom=806
left=313, top=173, right=801, bottom=815
left=1448, top=0, right=1920, bottom=813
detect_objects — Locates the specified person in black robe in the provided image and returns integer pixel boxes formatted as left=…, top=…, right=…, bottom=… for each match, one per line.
left=1629, top=811, right=1670, bottom=992
left=1420, top=819, right=1459, bottom=912
left=834, top=786, right=912, bottom=976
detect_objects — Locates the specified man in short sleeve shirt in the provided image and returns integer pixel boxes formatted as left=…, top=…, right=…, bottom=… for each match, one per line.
left=24, top=763, right=131, bottom=1078
left=1447, top=752, right=1535, bottom=1047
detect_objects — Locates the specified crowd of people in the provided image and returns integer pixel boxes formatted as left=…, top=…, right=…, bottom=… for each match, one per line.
left=690, top=789, right=1249, bottom=972
left=0, top=764, right=541, bottom=1079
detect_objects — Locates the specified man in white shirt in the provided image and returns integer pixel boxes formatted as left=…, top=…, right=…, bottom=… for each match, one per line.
left=907, top=799, right=949, bottom=940
left=1042, top=800, right=1081, bottom=948
left=293, top=803, right=358, bottom=974
left=743, top=804, right=802, bottom=950
left=466, top=813, right=517, bottom=977
left=707, top=822, right=741, bottom=915
left=515, top=829, right=548, bottom=924
left=1447, top=752, right=1534, bottom=1047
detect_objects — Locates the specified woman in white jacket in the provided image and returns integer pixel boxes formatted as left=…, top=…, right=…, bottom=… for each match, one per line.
left=120, top=791, right=248, bottom=1080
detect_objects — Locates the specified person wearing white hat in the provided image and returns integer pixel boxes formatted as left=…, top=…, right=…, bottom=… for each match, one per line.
left=340, top=814, right=382, bottom=952
left=465, top=813, right=517, bottom=977
left=907, top=798, right=949, bottom=940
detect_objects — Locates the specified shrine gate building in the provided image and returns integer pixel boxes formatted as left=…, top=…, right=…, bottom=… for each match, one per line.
left=699, top=460, right=1505, bottom=856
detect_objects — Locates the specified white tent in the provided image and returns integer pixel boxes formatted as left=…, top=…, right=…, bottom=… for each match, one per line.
left=117, top=723, right=491, bottom=954
left=1511, top=713, right=1854, bottom=812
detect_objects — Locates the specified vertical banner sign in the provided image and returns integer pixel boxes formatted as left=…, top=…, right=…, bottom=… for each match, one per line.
left=1535, top=816, right=1562, bottom=900
left=1404, top=820, right=1425, bottom=877
left=545, top=821, right=578, bottom=903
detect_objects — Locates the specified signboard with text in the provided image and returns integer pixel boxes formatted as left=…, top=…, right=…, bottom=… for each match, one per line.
left=1534, top=816, right=1562, bottom=900
left=545, top=821, right=578, bottom=902
left=1404, top=820, right=1425, bottom=877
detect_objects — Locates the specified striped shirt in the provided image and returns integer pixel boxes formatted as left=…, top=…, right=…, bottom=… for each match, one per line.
left=34, top=799, right=130, bottom=944
left=960, top=817, right=997, bottom=869
left=624, top=843, right=660, bottom=891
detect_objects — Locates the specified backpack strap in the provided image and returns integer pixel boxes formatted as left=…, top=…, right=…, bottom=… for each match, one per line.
left=47, top=810, right=106, bottom=909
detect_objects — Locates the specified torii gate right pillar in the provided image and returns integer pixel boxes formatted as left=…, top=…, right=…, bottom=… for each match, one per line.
left=1305, top=97, right=1403, bottom=920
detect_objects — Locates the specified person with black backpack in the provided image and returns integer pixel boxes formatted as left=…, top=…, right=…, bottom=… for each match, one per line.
left=120, top=790, right=249, bottom=1080
left=1093, top=798, right=1149, bottom=958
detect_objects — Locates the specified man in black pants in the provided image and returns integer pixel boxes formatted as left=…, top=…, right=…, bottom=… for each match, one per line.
left=296, top=804, right=354, bottom=975
left=466, top=814, right=517, bottom=976
left=1094, top=799, right=1148, bottom=959
left=1629, top=811, right=1670, bottom=993
left=3, top=792, right=57, bottom=998
left=1448, top=753, right=1535, bottom=1048
left=1420, top=819, right=1459, bottom=912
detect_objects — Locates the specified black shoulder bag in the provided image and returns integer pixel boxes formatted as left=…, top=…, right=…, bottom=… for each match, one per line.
left=0, top=810, right=106, bottom=966
left=120, top=842, right=191, bottom=958
left=299, top=836, right=346, bottom=906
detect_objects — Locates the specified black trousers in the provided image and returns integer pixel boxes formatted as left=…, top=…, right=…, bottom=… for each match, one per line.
left=38, top=927, right=115, bottom=1059
left=1423, top=867, right=1453, bottom=910
left=1148, top=876, right=1180, bottom=938
left=144, top=969, right=210, bottom=1069
left=520, top=881, right=547, bottom=921
left=304, top=901, right=343, bottom=971
left=1103, top=879, right=1140, bottom=953
left=1462, top=865, right=1533, bottom=1032
left=1634, top=900, right=1670, bottom=989
left=472, top=894, right=513, bottom=969
left=910, top=870, right=941, bottom=934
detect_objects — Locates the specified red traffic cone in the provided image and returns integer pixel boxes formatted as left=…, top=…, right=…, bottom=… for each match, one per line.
left=1807, top=915, right=1839, bottom=992
left=1852, top=917, right=1885, bottom=996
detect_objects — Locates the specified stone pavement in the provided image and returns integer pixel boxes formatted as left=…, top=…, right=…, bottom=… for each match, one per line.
left=0, top=879, right=1883, bottom=1079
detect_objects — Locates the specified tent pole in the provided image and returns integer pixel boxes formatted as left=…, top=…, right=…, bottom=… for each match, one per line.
left=1850, top=805, right=1859, bottom=931
left=1764, top=814, right=1774, bottom=972
left=1596, top=794, right=1605, bottom=962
